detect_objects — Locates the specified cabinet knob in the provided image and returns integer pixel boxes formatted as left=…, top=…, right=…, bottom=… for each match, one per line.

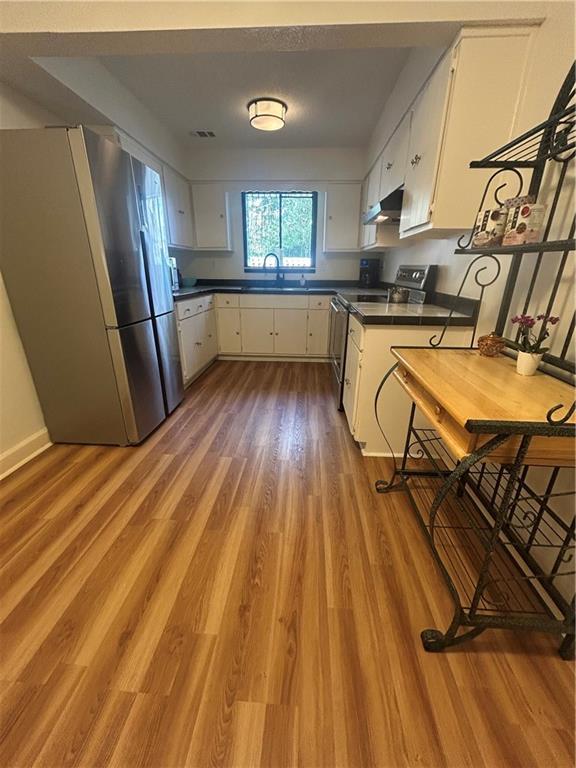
left=178, top=209, right=185, bottom=214
left=309, top=333, right=313, bottom=336
left=219, top=213, right=224, bottom=219
left=410, top=154, right=422, bottom=167
left=434, top=405, right=442, bottom=416
left=275, top=332, right=279, bottom=336
left=345, top=378, right=351, bottom=386
left=235, top=331, right=240, bottom=335
left=269, top=332, right=273, bottom=335
left=386, top=162, right=393, bottom=170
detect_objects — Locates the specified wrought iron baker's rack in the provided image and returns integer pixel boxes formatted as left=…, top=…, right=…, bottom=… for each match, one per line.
left=377, top=66, right=575, bottom=658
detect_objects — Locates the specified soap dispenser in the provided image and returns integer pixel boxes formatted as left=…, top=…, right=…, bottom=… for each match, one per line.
left=299, top=274, right=306, bottom=287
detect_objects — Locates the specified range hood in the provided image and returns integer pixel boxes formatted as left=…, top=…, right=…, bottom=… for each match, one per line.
left=362, top=187, right=403, bottom=225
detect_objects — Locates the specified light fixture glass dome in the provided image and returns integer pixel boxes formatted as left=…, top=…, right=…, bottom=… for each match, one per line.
left=247, top=98, right=287, bottom=131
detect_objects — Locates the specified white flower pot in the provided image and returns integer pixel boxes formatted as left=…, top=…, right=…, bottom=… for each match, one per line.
left=516, top=351, right=543, bottom=376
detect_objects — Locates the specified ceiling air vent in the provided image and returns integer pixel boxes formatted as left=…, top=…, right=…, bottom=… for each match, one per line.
left=189, top=130, right=216, bottom=138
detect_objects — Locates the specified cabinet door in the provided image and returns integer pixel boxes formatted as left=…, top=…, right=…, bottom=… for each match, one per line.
left=273, top=309, right=308, bottom=355
left=178, top=314, right=204, bottom=383
left=323, top=184, right=361, bottom=251
left=360, top=162, right=382, bottom=249
left=241, top=308, right=274, bottom=354
left=343, top=338, right=362, bottom=435
left=379, top=113, right=410, bottom=201
left=163, top=166, right=195, bottom=248
left=191, top=184, right=231, bottom=250
left=360, top=179, right=373, bottom=249
left=204, top=309, right=218, bottom=363
left=306, top=310, right=329, bottom=356
left=400, top=53, right=453, bottom=234
left=216, top=308, right=242, bottom=354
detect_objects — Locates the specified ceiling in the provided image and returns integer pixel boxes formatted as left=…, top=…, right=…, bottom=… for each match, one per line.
left=100, top=47, right=411, bottom=148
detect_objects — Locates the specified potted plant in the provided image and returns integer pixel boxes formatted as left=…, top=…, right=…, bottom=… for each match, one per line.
left=507, top=314, right=560, bottom=376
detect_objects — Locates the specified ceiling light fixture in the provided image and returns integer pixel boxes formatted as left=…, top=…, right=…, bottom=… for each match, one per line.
left=247, top=98, right=287, bottom=131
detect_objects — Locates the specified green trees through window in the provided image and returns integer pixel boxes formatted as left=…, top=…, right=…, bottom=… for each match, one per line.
left=242, top=191, right=317, bottom=271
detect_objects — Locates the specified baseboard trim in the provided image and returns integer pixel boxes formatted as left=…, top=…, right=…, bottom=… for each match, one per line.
left=217, top=355, right=330, bottom=363
left=0, top=428, right=52, bottom=481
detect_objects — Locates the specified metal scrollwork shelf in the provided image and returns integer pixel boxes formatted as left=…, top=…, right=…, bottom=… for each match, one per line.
left=376, top=66, right=576, bottom=658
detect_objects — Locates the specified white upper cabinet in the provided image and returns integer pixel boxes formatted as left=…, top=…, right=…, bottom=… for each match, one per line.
left=360, top=164, right=381, bottom=249
left=400, top=50, right=453, bottom=235
left=378, top=112, right=410, bottom=202
left=191, top=184, right=232, bottom=251
left=323, top=184, right=361, bottom=252
left=399, top=27, right=533, bottom=238
left=163, top=166, right=195, bottom=249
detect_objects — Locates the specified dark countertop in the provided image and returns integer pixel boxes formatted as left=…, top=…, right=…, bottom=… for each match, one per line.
left=348, top=302, right=473, bottom=327
left=173, top=284, right=476, bottom=328
left=173, top=284, right=336, bottom=299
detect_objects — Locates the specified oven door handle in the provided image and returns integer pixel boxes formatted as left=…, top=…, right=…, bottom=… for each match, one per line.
left=330, top=298, right=346, bottom=313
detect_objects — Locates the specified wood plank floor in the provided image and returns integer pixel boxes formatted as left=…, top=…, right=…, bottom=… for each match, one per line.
left=0, top=360, right=574, bottom=768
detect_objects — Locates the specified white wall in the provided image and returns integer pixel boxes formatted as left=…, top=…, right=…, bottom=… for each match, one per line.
left=181, top=148, right=366, bottom=282
left=32, top=56, right=187, bottom=173
left=0, top=82, right=56, bottom=477
left=186, top=147, right=364, bottom=183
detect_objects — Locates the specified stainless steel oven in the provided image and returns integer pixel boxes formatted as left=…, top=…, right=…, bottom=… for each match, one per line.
left=329, top=295, right=349, bottom=410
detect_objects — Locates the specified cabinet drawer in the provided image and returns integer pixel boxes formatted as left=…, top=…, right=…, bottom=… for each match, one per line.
left=307, top=295, right=331, bottom=310
left=347, top=314, right=364, bottom=351
left=239, top=294, right=308, bottom=309
left=394, top=365, right=473, bottom=461
left=176, top=296, right=209, bottom=320
left=215, top=293, right=239, bottom=308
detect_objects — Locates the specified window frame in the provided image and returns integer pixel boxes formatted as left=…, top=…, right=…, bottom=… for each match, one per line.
left=241, top=190, right=318, bottom=273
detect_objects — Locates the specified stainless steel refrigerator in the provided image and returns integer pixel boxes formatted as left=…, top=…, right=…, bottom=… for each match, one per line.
left=0, top=126, right=184, bottom=445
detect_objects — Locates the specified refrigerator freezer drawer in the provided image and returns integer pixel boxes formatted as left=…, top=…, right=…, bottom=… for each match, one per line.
left=107, top=320, right=166, bottom=443
left=155, top=311, right=184, bottom=414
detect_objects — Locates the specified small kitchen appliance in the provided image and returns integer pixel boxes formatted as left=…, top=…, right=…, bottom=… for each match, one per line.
left=358, top=258, right=381, bottom=288
left=168, top=256, right=180, bottom=290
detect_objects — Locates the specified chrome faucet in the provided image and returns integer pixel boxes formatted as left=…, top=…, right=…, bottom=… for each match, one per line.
left=263, top=252, right=284, bottom=285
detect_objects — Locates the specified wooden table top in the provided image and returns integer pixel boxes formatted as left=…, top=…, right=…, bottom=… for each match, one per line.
left=391, top=347, right=575, bottom=432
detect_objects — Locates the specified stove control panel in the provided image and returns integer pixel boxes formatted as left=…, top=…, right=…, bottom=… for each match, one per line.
left=395, top=264, right=437, bottom=291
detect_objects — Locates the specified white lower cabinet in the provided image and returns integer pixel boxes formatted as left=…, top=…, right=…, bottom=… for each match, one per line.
left=216, top=307, right=242, bottom=354
left=203, top=309, right=218, bottom=364
left=188, top=293, right=331, bottom=360
left=274, top=309, right=308, bottom=355
left=177, top=307, right=217, bottom=385
left=306, top=310, right=330, bottom=356
left=343, top=317, right=472, bottom=454
left=241, top=308, right=275, bottom=354
left=343, top=334, right=362, bottom=435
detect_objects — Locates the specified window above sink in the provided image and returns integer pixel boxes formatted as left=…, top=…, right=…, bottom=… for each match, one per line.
left=241, top=191, right=318, bottom=272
